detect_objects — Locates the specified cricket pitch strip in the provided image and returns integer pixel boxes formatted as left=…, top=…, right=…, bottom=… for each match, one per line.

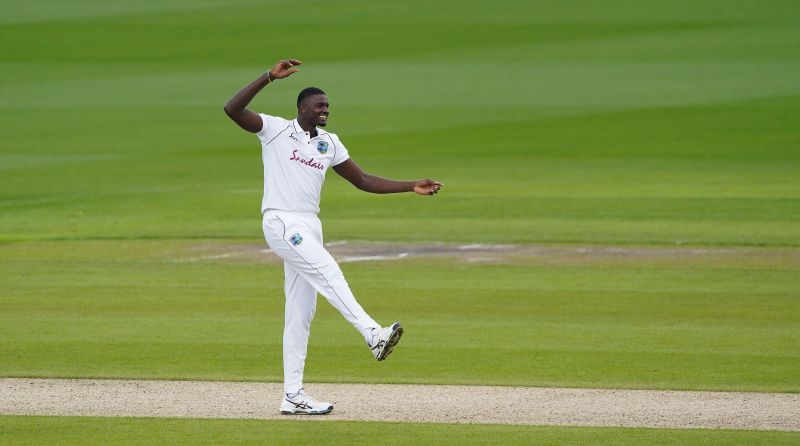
left=2, top=378, right=799, bottom=430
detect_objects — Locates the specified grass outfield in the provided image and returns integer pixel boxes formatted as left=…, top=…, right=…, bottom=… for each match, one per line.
left=1, top=241, right=798, bottom=391
left=1, top=0, right=798, bottom=245
left=1, top=417, right=799, bottom=445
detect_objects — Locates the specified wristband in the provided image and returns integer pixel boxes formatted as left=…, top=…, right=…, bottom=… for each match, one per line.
left=266, top=70, right=273, bottom=83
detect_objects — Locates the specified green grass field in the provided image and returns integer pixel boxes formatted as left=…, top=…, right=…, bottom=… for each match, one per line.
left=1, top=0, right=799, bottom=443
left=2, top=241, right=799, bottom=392
left=2, top=417, right=800, bottom=446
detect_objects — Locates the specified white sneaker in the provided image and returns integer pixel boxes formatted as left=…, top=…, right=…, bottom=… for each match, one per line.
left=280, top=390, right=333, bottom=415
left=369, top=322, right=404, bottom=361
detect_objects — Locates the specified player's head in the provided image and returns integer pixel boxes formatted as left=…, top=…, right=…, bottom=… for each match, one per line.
left=297, top=87, right=329, bottom=127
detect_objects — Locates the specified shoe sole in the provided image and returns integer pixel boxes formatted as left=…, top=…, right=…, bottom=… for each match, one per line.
left=377, top=323, right=403, bottom=361
left=280, top=406, right=333, bottom=415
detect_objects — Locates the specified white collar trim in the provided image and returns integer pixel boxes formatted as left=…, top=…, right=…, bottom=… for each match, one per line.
left=292, top=119, right=327, bottom=136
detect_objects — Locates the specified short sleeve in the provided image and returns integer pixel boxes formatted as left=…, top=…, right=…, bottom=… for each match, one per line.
left=329, top=133, right=350, bottom=166
left=256, top=114, right=290, bottom=144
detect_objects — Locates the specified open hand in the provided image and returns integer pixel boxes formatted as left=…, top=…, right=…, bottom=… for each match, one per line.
left=268, top=59, right=302, bottom=80
left=413, top=179, right=443, bottom=196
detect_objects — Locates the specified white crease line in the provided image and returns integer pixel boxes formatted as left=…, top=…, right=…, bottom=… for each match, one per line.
left=175, top=253, right=242, bottom=262
left=340, top=253, right=409, bottom=263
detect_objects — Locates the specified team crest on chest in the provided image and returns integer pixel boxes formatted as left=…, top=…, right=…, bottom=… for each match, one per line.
left=316, top=140, right=329, bottom=154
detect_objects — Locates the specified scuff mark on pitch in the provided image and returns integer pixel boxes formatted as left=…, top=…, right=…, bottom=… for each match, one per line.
left=174, top=241, right=800, bottom=267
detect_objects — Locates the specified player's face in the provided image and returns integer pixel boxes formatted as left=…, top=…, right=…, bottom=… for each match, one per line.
left=301, top=94, right=330, bottom=127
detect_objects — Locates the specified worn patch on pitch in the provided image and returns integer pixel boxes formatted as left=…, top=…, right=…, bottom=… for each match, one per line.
left=173, top=241, right=800, bottom=269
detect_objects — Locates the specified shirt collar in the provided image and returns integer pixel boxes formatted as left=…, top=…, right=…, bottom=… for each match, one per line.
left=292, top=119, right=327, bottom=137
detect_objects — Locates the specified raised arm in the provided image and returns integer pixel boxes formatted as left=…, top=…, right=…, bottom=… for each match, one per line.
left=333, top=159, right=443, bottom=196
left=223, top=59, right=302, bottom=133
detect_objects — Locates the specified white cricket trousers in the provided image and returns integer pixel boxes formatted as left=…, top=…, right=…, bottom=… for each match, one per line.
left=262, top=210, right=379, bottom=394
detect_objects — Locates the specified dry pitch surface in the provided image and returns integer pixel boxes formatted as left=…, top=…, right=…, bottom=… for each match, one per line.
left=2, top=378, right=799, bottom=431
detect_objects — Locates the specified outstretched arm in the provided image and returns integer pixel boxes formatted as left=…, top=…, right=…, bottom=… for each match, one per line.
left=333, top=159, right=443, bottom=195
left=223, top=59, right=302, bottom=133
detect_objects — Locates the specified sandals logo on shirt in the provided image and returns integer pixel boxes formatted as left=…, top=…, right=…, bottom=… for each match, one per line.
left=289, top=233, right=303, bottom=246
left=316, top=140, right=329, bottom=154
left=290, top=150, right=324, bottom=170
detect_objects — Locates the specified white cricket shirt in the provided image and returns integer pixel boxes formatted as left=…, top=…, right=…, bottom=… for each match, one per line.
left=257, top=114, right=350, bottom=214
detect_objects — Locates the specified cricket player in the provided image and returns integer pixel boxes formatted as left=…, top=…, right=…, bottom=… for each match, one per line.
left=224, top=59, right=443, bottom=415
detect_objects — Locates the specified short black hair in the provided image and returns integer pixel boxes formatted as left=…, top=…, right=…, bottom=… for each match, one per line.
left=297, top=87, right=326, bottom=108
